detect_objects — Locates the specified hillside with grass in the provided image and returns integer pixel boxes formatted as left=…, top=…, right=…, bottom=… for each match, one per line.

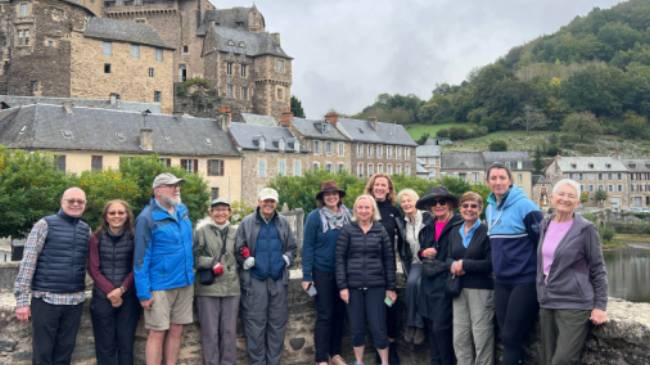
left=358, top=0, right=650, bottom=155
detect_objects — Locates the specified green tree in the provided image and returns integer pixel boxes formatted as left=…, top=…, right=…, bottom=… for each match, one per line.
left=620, top=111, right=648, bottom=139
left=594, top=189, right=608, bottom=206
left=561, top=112, right=603, bottom=142
left=580, top=191, right=590, bottom=204
left=290, top=96, right=306, bottom=118
left=119, top=156, right=209, bottom=223
left=533, top=146, right=545, bottom=174
left=489, top=140, right=508, bottom=151
left=0, top=147, right=73, bottom=238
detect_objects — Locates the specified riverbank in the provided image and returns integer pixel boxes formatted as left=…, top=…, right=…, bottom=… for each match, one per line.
left=605, top=233, right=650, bottom=250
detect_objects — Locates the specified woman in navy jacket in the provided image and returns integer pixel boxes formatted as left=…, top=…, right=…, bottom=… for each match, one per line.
left=302, top=181, right=351, bottom=365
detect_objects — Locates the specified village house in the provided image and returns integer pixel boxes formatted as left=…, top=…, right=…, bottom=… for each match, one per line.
left=0, top=103, right=242, bottom=202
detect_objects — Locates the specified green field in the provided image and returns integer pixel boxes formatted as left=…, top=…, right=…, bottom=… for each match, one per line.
left=407, top=123, right=650, bottom=155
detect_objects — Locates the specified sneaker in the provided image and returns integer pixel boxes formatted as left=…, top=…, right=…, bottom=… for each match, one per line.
left=403, top=326, right=414, bottom=343
left=389, top=342, right=401, bottom=365
left=412, top=327, right=425, bottom=345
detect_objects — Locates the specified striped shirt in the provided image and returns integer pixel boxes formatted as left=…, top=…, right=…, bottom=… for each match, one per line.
left=14, top=219, right=88, bottom=308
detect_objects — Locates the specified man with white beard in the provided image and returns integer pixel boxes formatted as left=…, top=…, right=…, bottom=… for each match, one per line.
left=134, top=173, right=194, bottom=365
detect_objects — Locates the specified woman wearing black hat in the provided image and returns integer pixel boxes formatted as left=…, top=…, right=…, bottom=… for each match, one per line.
left=302, top=181, right=351, bottom=365
left=416, top=187, right=463, bottom=365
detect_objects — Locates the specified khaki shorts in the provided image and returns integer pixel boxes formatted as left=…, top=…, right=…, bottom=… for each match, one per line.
left=144, top=285, right=194, bottom=331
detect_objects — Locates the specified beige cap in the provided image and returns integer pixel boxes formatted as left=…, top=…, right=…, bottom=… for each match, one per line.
left=258, top=187, right=279, bottom=202
left=152, top=173, right=184, bottom=189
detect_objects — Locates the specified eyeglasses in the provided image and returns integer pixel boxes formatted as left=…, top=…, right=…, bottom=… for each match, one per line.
left=107, top=211, right=126, bottom=216
left=461, top=203, right=480, bottom=209
left=65, top=199, right=86, bottom=206
left=431, top=199, right=447, bottom=206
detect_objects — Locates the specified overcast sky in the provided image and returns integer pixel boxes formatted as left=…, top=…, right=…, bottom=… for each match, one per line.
left=211, top=0, right=626, bottom=119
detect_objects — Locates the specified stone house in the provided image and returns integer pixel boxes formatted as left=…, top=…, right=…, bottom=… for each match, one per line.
left=333, top=114, right=417, bottom=179
left=103, top=2, right=292, bottom=118
left=277, top=111, right=351, bottom=173
left=622, top=159, right=650, bottom=208
left=0, top=0, right=175, bottom=112
left=416, top=140, right=441, bottom=180
left=0, top=102, right=242, bottom=202
left=545, top=156, right=629, bottom=210
left=228, top=121, right=310, bottom=207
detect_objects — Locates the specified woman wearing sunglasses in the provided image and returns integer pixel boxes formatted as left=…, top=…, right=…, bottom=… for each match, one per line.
left=416, top=187, right=463, bottom=365
left=448, top=192, right=494, bottom=365
left=88, top=199, right=141, bottom=365
left=485, top=163, right=543, bottom=365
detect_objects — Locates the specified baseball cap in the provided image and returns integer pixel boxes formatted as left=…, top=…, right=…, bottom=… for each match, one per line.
left=258, top=187, right=279, bottom=202
left=152, top=173, right=184, bottom=189
left=210, top=197, right=231, bottom=208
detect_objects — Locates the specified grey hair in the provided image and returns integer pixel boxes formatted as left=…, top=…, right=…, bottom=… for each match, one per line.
left=552, top=178, right=581, bottom=196
left=397, top=188, right=420, bottom=203
left=351, top=194, right=382, bottom=222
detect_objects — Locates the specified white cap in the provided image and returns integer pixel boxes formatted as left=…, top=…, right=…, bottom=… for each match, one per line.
left=258, top=187, right=279, bottom=202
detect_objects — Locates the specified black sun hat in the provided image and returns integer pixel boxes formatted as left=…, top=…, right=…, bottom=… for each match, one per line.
left=416, top=187, right=458, bottom=210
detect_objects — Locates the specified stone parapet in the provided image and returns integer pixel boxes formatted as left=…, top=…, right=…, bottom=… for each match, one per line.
left=0, top=264, right=648, bottom=364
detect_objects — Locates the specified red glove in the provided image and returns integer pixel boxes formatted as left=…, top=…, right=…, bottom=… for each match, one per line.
left=212, top=262, right=224, bottom=276
left=241, top=246, right=251, bottom=259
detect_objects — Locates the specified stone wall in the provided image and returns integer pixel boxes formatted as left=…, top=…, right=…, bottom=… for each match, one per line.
left=1, top=261, right=649, bottom=364
left=69, top=33, right=174, bottom=113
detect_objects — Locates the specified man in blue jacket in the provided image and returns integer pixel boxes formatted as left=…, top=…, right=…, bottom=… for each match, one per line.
left=134, top=173, right=194, bottom=365
left=235, top=187, right=297, bottom=365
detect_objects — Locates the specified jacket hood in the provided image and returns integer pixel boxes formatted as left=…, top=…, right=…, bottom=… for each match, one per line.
left=488, top=186, right=527, bottom=210
left=195, top=216, right=231, bottom=230
left=541, top=212, right=593, bottom=233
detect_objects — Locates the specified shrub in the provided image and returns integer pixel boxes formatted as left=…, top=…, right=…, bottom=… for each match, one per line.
left=489, top=140, right=508, bottom=151
left=598, top=224, right=615, bottom=242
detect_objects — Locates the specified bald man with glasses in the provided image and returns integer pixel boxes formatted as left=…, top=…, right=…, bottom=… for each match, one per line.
left=14, top=187, right=92, bottom=365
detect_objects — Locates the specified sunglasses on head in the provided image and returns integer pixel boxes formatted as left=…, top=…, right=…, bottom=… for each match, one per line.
left=431, top=199, right=447, bottom=207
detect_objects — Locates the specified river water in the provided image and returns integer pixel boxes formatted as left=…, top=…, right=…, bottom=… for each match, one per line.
left=605, top=246, right=650, bottom=302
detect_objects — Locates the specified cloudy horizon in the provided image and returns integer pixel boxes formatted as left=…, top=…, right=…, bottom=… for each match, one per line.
left=211, top=0, right=626, bottom=119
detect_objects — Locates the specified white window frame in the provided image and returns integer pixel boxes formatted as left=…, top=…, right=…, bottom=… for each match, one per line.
left=258, top=159, right=267, bottom=177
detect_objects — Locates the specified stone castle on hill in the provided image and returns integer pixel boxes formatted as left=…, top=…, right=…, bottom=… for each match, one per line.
left=0, top=0, right=292, bottom=117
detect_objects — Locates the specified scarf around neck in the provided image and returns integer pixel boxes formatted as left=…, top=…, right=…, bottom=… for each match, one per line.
left=319, top=205, right=351, bottom=233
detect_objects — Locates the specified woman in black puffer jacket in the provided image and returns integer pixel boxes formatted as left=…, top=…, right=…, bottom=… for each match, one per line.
left=417, top=187, right=463, bottom=365
left=336, top=194, right=396, bottom=365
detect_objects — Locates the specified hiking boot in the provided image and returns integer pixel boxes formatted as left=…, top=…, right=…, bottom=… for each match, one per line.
left=389, top=342, right=400, bottom=365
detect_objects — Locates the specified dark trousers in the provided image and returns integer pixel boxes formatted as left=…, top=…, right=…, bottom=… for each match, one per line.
left=539, top=308, right=591, bottom=365
left=427, top=319, right=454, bottom=365
left=495, top=282, right=538, bottom=365
left=31, top=297, right=84, bottom=365
left=313, top=270, right=346, bottom=362
left=347, top=287, right=389, bottom=349
left=90, top=290, right=141, bottom=365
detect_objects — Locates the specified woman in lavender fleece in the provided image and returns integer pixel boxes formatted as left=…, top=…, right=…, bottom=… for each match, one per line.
left=536, top=178, right=608, bottom=365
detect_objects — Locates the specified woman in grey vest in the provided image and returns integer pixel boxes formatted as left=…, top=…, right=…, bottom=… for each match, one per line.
left=88, top=199, right=140, bottom=365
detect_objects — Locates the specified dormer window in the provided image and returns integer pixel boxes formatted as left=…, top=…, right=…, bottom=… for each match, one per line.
left=238, top=41, right=245, bottom=48
left=606, top=163, right=612, bottom=169
left=516, top=161, right=523, bottom=170
left=588, top=163, right=594, bottom=169
left=571, top=163, right=577, bottom=169
left=629, top=163, right=636, bottom=169
left=227, top=40, right=235, bottom=46
left=278, top=139, right=285, bottom=152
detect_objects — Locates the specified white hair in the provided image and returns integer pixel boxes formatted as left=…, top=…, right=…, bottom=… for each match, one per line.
left=397, top=188, right=419, bottom=203
left=552, top=178, right=581, bottom=196
left=351, top=194, right=381, bottom=222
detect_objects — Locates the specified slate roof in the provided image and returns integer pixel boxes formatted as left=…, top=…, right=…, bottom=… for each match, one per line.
left=416, top=144, right=441, bottom=158
left=84, top=18, right=172, bottom=49
left=62, top=0, right=97, bottom=16
left=0, top=95, right=161, bottom=114
left=0, top=104, right=239, bottom=156
left=203, top=7, right=265, bottom=30
left=441, top=152, right=484, bottom=170
left=291, top=118, right=348, bottom=141
left=622, top=159, right=650, bottom=172
left=209, top=25, right=290, bottom=59
left=482, top=151, right=532, bottom=171
left=229, top=122, right=300, bottom=152
left=336, top=118, right=416, bottom=146
left=556, top=156, right=627, bottom=172
left=238, top=112, right=278, bottom=126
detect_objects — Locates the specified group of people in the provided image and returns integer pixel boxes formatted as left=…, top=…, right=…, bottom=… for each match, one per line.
left=13, top=164, right=608, bottom=365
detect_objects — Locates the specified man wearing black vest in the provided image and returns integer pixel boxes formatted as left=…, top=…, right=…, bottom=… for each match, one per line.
left=14, top=187, right=91, bottom=365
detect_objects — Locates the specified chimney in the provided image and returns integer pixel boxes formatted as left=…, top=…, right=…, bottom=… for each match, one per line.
left=368, top=116, right=378, bottom=130
left=217, top=105, right=232, bottom=131
left=270, top=32, right=280, bottom=45
left=324, top=111, right=338, bottom=126
left=140, top=128, right=153, bottom=151
left=279, top=111, right=293, bottom=127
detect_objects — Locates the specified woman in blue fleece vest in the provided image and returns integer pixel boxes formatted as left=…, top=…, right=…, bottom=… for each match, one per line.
left=485, top=163, right=543, bottom=365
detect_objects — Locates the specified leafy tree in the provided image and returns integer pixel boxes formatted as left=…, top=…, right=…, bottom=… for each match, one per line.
left=533, top=146, right=545, bottom=174
left=290, top=96, right=306, bottom=118
left=561, top=112, right=603, bottom=142
left=0, top=147, right=72, bottom=238
left=594, top=189, right=608, bottom=206
left=580, top=191, right=590, bottom=204
left=416, top=132, right=431, bottom=145
left=119, top=156, right=209, bottom=223
left=620, top=111, right=648, bottom=139
left=489, top=140, right=508, bottom=152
